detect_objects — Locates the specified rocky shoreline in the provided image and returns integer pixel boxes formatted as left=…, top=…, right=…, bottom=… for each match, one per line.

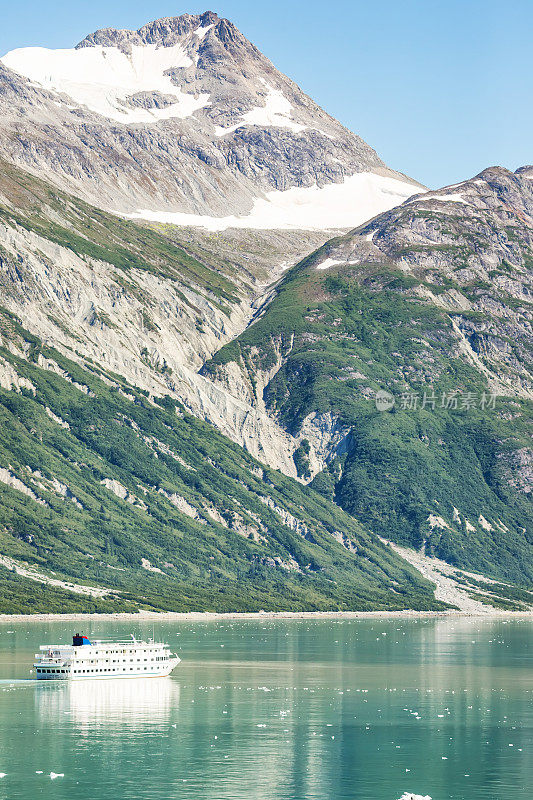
left=1, top=609, right=532, bottom=623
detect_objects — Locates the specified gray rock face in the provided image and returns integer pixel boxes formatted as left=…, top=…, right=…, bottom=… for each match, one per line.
left=0, top=13, right=421, bottom=225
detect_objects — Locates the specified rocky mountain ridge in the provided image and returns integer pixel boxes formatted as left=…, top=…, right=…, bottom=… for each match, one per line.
left=202, top=166, right=533, bottom=584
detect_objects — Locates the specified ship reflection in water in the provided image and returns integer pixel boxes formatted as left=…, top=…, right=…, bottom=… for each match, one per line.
left=36, top=676, right=179, bottom=729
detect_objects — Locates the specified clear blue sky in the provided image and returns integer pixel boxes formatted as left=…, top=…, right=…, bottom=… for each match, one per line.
left=1, top=0, right=531, bottom=189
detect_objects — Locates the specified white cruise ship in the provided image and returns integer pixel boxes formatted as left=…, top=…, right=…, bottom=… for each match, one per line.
left=33, top=634, right=180, bottom=680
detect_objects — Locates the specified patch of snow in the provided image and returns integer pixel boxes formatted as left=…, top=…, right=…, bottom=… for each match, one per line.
left=316, top=258, right=344, bottom=271
left=1, top=43, right=210, bottom=124
left=452, top=507, right=461, bottom=523
left=465, top=519, right=477, bottom=533
left=214, top=83, right=306, bottom=136
left=194, top=24, right=214, bottom=39
left=410, top=192, right=468, bottom=205
left=126, top=172, right=422, bottom=232
left=364, top=230, right=376, bottom=241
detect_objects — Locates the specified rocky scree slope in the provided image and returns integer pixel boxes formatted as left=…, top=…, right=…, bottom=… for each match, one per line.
left=0, top=159, right=328, bottom=476
left=203, top=166, right=533, bottom=586
left=0, top=11, right=422, bottom=230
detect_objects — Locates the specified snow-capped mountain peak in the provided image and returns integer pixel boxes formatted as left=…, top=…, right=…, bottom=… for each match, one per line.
left=0, top=12, right=424, bottom=230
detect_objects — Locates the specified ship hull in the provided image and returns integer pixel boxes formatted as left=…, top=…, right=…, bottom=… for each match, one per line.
left=34, top=657, right=180, bottom=680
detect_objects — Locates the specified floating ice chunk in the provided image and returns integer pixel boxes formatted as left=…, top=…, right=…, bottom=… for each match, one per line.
left=50, top=773, right=64, bottom=780
left=397, top=794, right=432, bottom=800
left=0, top=773, right=6, bottom=778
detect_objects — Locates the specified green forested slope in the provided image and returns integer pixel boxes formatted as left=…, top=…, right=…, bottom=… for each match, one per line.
left=0, top=311, right=444, bottom=613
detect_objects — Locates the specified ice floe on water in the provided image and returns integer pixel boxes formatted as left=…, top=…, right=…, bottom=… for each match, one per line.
left=49, top=772, right=64, bottom=780
left=397, top=794, right=432, bottom=800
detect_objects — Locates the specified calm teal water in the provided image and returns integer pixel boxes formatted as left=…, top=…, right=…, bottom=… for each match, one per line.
left=0, top=617, right=531, bottom=800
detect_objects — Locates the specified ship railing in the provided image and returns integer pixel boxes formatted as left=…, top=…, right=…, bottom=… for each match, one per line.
left=79, top=638, right=164, bottom=646
left=37, top=638, right=166, bottom=651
